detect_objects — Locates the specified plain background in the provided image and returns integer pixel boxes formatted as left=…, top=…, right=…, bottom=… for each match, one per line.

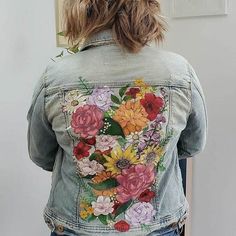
left=0, top=0, right=235, bottom=235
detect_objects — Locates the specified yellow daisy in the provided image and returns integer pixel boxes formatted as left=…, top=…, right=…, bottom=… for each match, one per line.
left=134, top=78, right=155, bottom=98
left=140, top=145, right=165, bottom=166
left=85, top=206, right=94, bottom=215
left=134, top=78, right=148, bottom=87
left=103, top=145, right=140, bottom=175
left=80, top=210, right=88, bottom=219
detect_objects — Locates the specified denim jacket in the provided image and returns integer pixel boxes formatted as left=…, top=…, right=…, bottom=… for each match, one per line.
left=26, top=28, right=208, bottom=236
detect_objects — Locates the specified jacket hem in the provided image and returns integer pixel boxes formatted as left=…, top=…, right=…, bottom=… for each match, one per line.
left=43, top=198, right=189, bottom=235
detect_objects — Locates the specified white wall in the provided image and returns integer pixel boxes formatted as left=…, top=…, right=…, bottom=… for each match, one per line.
left=0, top=0, right=235, bottom=235
left=0, top=0, right=59, bottom=235
left=161, top=1, right=236, bottom=235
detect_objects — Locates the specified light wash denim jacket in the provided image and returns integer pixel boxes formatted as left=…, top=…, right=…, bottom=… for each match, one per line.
left=26, top=28, right=208, bottom=236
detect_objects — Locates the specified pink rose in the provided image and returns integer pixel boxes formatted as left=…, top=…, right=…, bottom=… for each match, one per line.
left=116, top=164, right=155, bottom=203
left=71, top=104, right=104, bottom=138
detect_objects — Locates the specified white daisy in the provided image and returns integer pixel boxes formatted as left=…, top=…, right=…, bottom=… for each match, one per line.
left=62, top=89, right=86, bottom=114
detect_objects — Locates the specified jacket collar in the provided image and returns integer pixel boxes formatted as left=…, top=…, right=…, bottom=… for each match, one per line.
left=79, top=28, right=116, bottom=51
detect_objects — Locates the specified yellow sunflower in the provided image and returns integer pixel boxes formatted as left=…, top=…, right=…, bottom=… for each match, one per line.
left=113, top=99, right=149, bottom=136
left=140, top=145, right=165, bottom=166
left=103, top=145, right=140, bottom=175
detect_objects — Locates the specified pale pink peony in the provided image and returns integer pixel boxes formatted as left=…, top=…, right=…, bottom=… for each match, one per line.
left=71, top=104, right=104, bottom=138
left=77, top=158, right=104, bottom=176
left=95, top=135, right=117, bottom=152
left=116, top=164, right=155, bottom=203
left=91, top=196, right=114, bottom=216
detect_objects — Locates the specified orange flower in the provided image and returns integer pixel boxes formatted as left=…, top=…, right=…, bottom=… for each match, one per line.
left=93, top=188, right=117, bottom=197
left=92, top=171, right=113, bottom=183
left=113, top=100, right=149, bottom=136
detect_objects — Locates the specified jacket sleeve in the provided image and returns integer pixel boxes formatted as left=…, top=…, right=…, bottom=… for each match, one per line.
left=26, top=67, right=59, bottom=171
left=177, top=62, right=208, bottom=160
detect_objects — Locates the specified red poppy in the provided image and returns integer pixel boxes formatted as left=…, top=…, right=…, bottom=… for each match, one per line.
left=140, top=93, right=164, bottom=121
left=83, top=136, right=96, bottom=145
left=125, top=87, right=140, bottom=98
left=138, top=189, right=156, bottom=202
left=73, top=141, right=91, bottom=160
left=114, top=220, right=130, bottom=232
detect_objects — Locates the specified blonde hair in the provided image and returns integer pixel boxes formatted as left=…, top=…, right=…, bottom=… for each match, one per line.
left=62, top=0, right=168, bottom=53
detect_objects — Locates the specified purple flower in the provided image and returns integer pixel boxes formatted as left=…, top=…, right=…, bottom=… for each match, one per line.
left=155, top=114, right=166, bottom=124
left=138, top=141, right=146, bottom=153
left=87, top=86, right=113, bottom=111
left=125, top=202, right=156, bottom=226
left=143, top=130, right=160, bottom=140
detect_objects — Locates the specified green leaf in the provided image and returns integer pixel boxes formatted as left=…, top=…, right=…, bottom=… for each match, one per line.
left=110, top=105, right=119, bottom=110
left=88, top=178, right=119, bottom=190
left=123, top=95, right=132, bottom=101
left=98, top=215, right=108, bottom=225
left=82, top=175, right=95, bottom=180
left=55, top=51, right=64, bottom=58
left=89, top=153, right=106, bottom=164
left=57, top=31, right=65, bottom=36
left=77, top=76, right=93, bottom=95
left=117, top=136, right=127, bottom=147
left=142, top=126, right=149, bottom=133
left=99, top=117, right=125, bottom=138
left=89, top=153, right=100, bottom=161
left=158, top=163, right=166, bottom=172
left=111, top=94, right=121, bottom=104
left=87, top=214, right=97, bottom=222
left=114, top=200, right=133, bottom=218
left=67, top=46, right=79, bottom=54
left=141, top=223, right=152, bottom=233
left=119, top=84, right=130, bottom=97
left=104, top=111, right=111, bottom=118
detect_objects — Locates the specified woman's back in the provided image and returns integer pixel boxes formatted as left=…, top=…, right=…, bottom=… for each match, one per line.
left=27, top=28, right=207, bottom=235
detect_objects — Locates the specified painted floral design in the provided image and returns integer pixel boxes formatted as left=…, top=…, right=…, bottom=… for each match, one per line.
left=114, top=220, right=130, bottom=232
left=138, top=189, right=156, bottom=203
left=139, top=145, right=164, bottom=165
left=113, top=100, right=149, bottom=136
left=87, top=86, right=114, bottom=111
left=95, top=135, right=117, bottom=152
left=61, top=76, right=174, bottom=233
left=140, top=93, right=164, bottom=121
left=71, top=104, right=104, bottom=138
left=91, top=196, right=114, bottom=216
left=103, top=145, right=140, bottom=176
left=116, top=164, right=155, bottom=203
left=73, top=141, right=91, bottom=160
left=125, top=202, right=156, bottom=226
left=62, top=89, right=87, bottom=114
left=76, top=158, right=104, bottom=176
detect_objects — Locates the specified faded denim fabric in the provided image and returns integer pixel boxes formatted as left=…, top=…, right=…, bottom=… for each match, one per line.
left=26, top=28, right=208, bottom=236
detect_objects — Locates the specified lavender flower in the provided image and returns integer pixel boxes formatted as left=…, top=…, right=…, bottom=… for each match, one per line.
left=87, top=86, right=113, bottom=111
left=125, top=202, right=156, bottom=226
